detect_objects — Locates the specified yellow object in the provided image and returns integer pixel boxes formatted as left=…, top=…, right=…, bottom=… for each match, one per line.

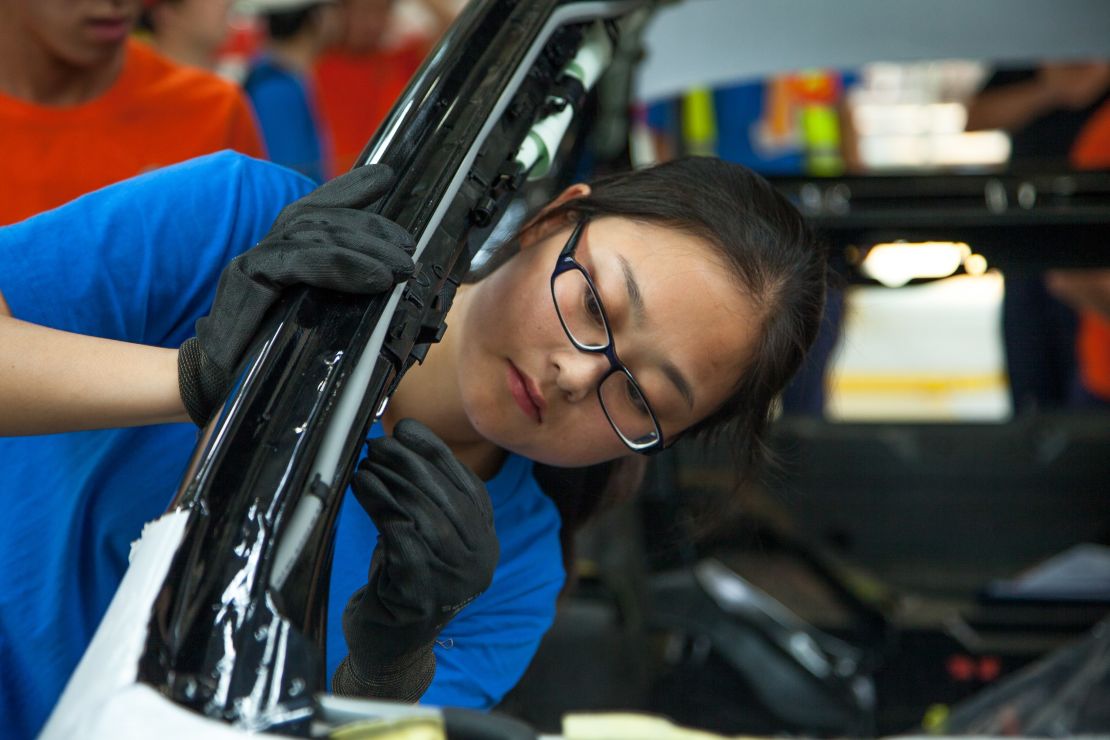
left=800, top=104, right=843, bottom=176
left=330, top=716, right=445, bottom=740
left=563, top=712, right=760, bottom=740
left=831, top=372, right=1006, bottom=395
left=681, top=88, right=717, bottom=156
left=922, top=703, right=950, bottom=734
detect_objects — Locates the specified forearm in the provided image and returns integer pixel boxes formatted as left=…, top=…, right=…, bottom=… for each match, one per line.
left=1046, top=270, right=1110, bottom=322
left=0, top=313, right=188, bottom=436
left=965, top=80, right=1056, bottom=133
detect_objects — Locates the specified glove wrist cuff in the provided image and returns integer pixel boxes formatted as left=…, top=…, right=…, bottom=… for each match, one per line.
left=333, top=646, right=436, bottom=702
left=178, top=337, right=229, bottom=427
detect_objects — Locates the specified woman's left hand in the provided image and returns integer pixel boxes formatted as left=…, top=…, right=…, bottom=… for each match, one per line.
left=334, top=419, right=500, bottom=701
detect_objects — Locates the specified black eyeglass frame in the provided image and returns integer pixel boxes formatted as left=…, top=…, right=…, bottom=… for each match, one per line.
left=549, top=218, right=666, bottom=454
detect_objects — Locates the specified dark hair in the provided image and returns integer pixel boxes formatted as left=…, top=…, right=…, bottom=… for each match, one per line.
left=473, top=157, right=826, bottom=577
left=267, top=4, right=326, bottom=40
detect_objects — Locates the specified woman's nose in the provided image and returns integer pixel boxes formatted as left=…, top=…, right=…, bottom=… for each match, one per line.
left=553, top=349, right=610, bottom=403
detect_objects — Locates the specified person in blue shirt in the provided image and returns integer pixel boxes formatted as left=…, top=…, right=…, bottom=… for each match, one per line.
left=0, top=150, right=826, bottom=738
left=243, top=0, right=340, bottom=183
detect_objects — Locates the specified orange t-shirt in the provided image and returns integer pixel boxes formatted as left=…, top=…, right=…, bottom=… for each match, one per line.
left=1073, top=100, right=1110, bottom=169
left=0, top=38, right=264, bottom=226
left=312, top=40, right=428, bottom=176
left=1070, top=100, right=1110, bottom=399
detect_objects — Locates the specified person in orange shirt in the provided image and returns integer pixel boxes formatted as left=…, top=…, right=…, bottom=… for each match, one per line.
left=313, top=0, right=456, bottom=175
left=1047, top=100, right=1110, bottom=403
left=964, top=62, right=1110, bottom=411
left=1072, top=94, right=1110, bottom=170
left=0, top=0, right=264, bottom=226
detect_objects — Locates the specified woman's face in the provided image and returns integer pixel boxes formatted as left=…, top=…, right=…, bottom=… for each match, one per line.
left=455, top=208, right=760, bottom=467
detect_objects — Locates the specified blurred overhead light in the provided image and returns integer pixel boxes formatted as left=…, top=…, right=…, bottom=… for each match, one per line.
left=861, top=241, right=971, bottom=288
left=964, top=253, right=989, bottom=277
left=857, top=131, right=1010, bottom=169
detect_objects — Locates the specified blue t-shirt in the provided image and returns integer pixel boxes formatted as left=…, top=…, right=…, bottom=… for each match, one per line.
left=244, top=55, right=329, bottom=184
left=330, top=426, right=564, bottom=708
left=0, top=152, right=564, bottom=738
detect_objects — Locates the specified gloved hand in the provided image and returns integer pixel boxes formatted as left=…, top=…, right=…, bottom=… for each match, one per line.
left=178, top=164, right=415, bottom=425
left=333, top=419, right=500, bottom=701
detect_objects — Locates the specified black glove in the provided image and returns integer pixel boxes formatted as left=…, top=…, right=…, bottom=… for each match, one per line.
left=333, top=419, right=500, bottom=701
left=178, top=164, right=415, bottom=425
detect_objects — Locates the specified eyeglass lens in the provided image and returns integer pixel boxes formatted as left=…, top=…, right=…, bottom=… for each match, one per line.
left=552, top=268, right=660, bottom=447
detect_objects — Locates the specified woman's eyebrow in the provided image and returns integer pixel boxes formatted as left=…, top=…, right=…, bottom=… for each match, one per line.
left=661, top=358, right=695, bottom=410
left=617, top=255, right=645, bottom=321
left=616, top=254, right=695, bottom=410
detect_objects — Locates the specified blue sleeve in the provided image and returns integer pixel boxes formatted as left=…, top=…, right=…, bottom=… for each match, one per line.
left=327, top=451, right=565, bottom=710
left=420, top=463, right=565, bottom=709
left=246, top=65, right=326, bottom=184
left=0, top=151, right=316, bottom=349
left=421, top=533, right=564, bottom=710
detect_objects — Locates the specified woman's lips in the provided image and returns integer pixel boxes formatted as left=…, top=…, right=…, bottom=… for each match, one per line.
left=85, top=17, right=132, bottom=44
left=524, top=371, right=547, bottom=417
left=507, top=361, right=544, bottom=423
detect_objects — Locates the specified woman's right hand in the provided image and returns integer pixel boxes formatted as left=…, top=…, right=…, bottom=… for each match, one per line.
left=334, top=419, right=500, bottom=701
left=178, top=164, right=415, bottom=425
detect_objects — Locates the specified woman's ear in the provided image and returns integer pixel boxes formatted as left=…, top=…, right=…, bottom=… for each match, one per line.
left=518, top=183, right=592, bottom=249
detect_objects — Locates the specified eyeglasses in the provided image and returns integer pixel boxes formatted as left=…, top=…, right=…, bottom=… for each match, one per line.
left=549, top=219, right=665, bottom=454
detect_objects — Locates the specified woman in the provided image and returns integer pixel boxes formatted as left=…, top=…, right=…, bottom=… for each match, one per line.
left=0, top=150, right=823, bottom=737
